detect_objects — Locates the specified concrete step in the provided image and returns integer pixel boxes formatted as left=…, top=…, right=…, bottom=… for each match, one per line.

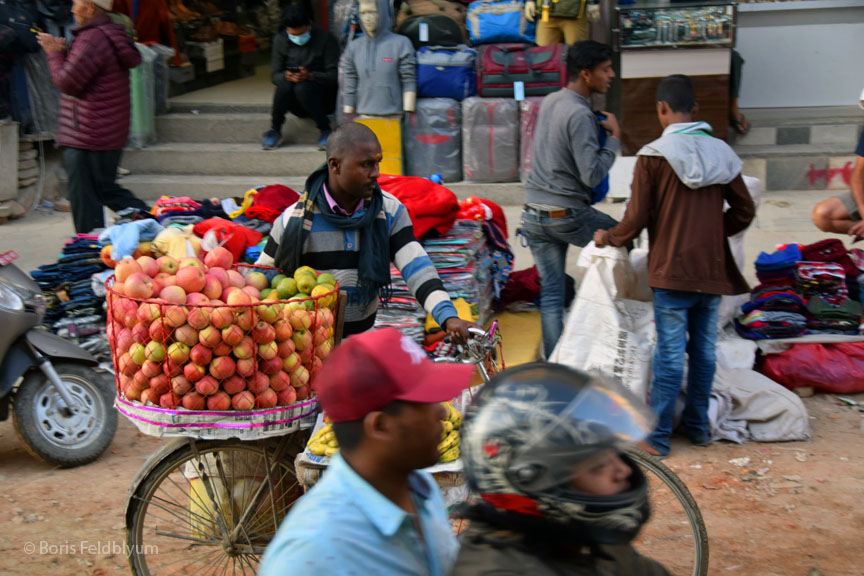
left=743, top=106, right=862, bottom=128
left=155, top=113, right=320, bottom=145
left=169, top=101, right=270, bottom=114
left=122, top=142, right=326, bottom=176
left=122, top=173, right=529, bottom=205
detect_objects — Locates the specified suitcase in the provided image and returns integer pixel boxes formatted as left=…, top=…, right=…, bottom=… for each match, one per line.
left=417, top=45, right=477, bottom=100
left=477, top=43, right=566, bottom=97
left=355, top=116, right=403, bottom=175
left=398, top=14, right=466, bottom=50
left=519, top=96, right=545, bottom=182
left=462, top=97, right=520, bottom=183
left=403, top=98, right=463, bottom=183
left=466, top=0, right=535, bottom=45
left=396, top=0, right=467, bottom=28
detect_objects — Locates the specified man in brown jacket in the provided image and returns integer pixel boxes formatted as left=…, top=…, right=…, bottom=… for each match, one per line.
left=594, top=74, right=755, bottom=457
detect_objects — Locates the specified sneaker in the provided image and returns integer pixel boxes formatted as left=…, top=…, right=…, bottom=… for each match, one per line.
left=262, top=129, right=281, bottom=150
left=317, top=130, right=331, bottom=151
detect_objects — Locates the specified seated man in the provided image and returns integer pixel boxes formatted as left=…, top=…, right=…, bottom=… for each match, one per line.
left=454, top=363, right=671, bottom=575
left=811, top=88, right=864, bottom=240
left=262, top=3, right=338, bottom=151
left=259, top=328, right=474, bottom=575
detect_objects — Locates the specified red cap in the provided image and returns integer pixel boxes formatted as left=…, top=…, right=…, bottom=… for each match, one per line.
left=316, top=328, right=474, bottom=423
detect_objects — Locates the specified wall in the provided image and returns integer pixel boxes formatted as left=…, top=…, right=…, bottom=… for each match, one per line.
left=737, top=0, right=864, bottom=108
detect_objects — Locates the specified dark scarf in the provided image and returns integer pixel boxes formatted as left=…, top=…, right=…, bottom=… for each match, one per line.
left=274, top=164, right=391, bottom=305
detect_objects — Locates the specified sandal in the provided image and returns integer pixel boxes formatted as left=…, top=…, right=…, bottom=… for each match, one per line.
left=731, top=113, right=750, bottom=135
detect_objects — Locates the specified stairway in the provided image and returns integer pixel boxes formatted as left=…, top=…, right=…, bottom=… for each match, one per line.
left=121, top=99, right=863, bottom=205
left=121, top=101, right=529, bottom=206
left=732, top=106, right=863, bottom=192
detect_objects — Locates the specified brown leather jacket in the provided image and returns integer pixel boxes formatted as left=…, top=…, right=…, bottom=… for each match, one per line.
left=453, top=523, right=672, bottom=576
left=605, top=155, right=755, bottom=295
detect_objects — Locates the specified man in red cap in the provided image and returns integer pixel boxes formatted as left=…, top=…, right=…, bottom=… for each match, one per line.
left=259, top=328, right=474, bottom=576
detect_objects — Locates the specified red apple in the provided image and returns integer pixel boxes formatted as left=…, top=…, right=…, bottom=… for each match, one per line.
left=159, top=285, right=187, bottom=305
left=235, top=309, right=254, bottom=332
left=233, top=336, right=255, bottom=360
left=198, top=325, right=221, bottom=348
left=187, top=306, right=211, bottom=330
left=232, top=390, right=255, bottom=411
left=207, top=267, right=230, bottom=290
left=236, top=357, right=256, bottom=378
left=221, top=324, right=244, bottom=346
left=125, top=273, right=155, bottom=300
left=276, top=386, right=297, bottom=406
left=209, top=356, right=236, bottom=380
left=295, top=385, right=310, bottom=400
left=222, top=375, right=246, bottom=395
left=258, top=341, right=278, bottom=360
left=251, top=321, right=276, bottom=344
left=226, top=270, right=245, bottom=289
left=203, top=246, right=233, bottom=270
left=186, top=292, right=210, bottom=307
left=179, top=257, right=205, bottom=270
left=184, top=362, right=206, bottom=383
left=160, top=391, right=181, bottom=409
left=171, top=375, right=193, bottom=396
left=167, top=342, right=190, bottom=365
left=163, top=305, right=187, bottom=328
left=213, top=341, right=233, bottom=357
left=189, top=344, right=213, bottom=366
left=269, top=370, right=291, bottom=392
left=141, top=359, right=162, bottom=378
left=277, top=339, right=296, bottom=359
left=145, top=341, right=166, bottom=362
left=259, top=356, right=283, bottom=375
left=115, top=258, right=143, bottom=283
left=195, top=375, right=220, bottom=396
left=207, top=391, right=232, bottom=411
left=136, top=255, right=159, bottom=277
left=273, top=318, right=293, bottom=342
left=176, top=265, right=206, bottom=294
left=210, top=306, right=234, bottom=330
left=247, top=372, right=270, bottom=394
left=255, top=388, right=278, bottom=409
left=182, top=391, right=206, bottom=410
left=203, top=274, right=223, bottom=300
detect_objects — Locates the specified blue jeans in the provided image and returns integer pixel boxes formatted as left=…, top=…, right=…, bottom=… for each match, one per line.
left=647, top=289, right=721, bottom=455
left=520, top=206, right=618, bottom=358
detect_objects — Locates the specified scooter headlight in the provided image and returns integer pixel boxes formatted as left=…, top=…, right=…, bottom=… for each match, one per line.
left=0, top=280, right=24, bottom=312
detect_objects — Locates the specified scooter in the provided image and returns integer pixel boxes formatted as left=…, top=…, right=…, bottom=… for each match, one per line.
left=0, top=251, right=117, bottom=467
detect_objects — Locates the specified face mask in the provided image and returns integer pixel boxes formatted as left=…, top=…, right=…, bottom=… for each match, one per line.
left=289, top=31, right=311, bottom=46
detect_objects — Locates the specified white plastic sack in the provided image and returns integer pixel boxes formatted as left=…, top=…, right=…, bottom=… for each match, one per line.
left=717, top=175, right=764, bottom=329
left=551, top=246, right=655, bottom=401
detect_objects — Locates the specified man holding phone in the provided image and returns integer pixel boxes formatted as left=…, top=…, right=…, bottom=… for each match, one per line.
left=263, top=3, right=338, bottom=151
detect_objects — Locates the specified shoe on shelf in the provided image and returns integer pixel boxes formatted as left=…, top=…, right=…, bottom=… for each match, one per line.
left=262, top=129, right=281, bottom=150
left=317, top=130, right=331, bottom=151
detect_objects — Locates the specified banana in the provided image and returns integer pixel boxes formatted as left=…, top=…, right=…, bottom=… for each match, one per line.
left=442, top=402, right=454, bottom=420
left=327, top=440, right=339, bottom=448
left=307, top=442, right=327, bottom=456
left=442, top=421, right=454, bottom=435
left=438, top=445, right=460, bottom=463
left=325, top=446, right=339, bottom=457
left=449, top=407, right=462, bottom=430
left=316, top=431, right=336, bottom=444
left=437, top=430, right=460, bottom=454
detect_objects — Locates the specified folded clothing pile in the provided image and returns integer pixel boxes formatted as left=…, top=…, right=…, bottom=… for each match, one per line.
left=30, top=234, right=110, bottom=360
left=754, top=243, right=801, bottom=286
left=806, top=294, right=862, bottom=334
left=795, top=261, right=849, bottom=305
left=735, top=310, right=808, bottom=339
left=801, top=239, right=862, bottom=300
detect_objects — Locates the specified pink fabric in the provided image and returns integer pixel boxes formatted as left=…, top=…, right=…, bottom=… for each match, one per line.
left=322, top=183, right=359, bottom=216
left=48, top=16, right=142, bottom=151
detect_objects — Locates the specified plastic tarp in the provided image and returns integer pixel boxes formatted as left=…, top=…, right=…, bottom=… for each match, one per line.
left=760, top=342, right=864, bottom=394
left=403, top=98, right=463, bottom=183
left=462, top=97, right=519, bottom=183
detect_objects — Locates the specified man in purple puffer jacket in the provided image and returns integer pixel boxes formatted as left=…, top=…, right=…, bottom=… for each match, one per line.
left=38, top=0, right=148, bottom=233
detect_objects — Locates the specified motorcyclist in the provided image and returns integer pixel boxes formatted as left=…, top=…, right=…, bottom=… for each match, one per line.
left=453, top=362, right=672, bottom=575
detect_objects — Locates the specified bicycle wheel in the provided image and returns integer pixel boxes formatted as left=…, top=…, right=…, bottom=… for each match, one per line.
left=628, top=449, right=709, bottom=576
left=126, top=433, right=307, bottom=575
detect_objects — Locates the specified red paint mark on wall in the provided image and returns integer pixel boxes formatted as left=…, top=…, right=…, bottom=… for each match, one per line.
left=806, top=162, right=853, bottom=187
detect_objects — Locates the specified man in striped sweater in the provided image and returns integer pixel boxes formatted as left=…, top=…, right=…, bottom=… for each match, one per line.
left=256, top=122, right=472, bottom=341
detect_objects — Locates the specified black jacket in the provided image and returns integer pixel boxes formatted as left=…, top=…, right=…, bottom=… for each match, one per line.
left=454, top=521, right=672, bottom=576
left=269, top=27, right=338, bottom=88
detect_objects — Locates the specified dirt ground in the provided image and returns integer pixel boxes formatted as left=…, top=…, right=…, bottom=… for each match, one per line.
left=0, top=390, right=861, bottom=576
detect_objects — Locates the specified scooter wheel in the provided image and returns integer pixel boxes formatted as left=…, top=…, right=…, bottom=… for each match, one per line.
left=12, top=362, right=118, bottom=468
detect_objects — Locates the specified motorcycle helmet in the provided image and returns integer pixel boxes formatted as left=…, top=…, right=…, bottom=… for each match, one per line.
left=461, top=362, right=656, bottom=545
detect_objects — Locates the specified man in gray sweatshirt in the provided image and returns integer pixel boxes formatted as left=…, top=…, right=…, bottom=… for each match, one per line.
left=521, top=41, right=621, bottom=358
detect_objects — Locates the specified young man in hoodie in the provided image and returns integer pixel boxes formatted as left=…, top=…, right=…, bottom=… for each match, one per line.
left=38, top=0, right=148, bottom=233
left=594, top=74, right=755, bottom=457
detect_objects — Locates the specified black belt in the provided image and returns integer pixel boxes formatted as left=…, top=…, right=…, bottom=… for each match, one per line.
left=523, top=205, right=573, bottom=219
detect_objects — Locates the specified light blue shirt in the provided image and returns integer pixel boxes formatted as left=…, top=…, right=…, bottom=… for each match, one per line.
left=259, top=454, right=459, bottom=576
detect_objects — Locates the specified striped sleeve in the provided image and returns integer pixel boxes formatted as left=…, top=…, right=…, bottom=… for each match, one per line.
left=255, top=203, right=299, bottom=267
left=387, top=196, right=459, bottom=327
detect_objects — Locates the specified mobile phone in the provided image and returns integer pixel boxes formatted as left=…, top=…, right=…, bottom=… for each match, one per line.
left=286, top=66, right=300, bottom=73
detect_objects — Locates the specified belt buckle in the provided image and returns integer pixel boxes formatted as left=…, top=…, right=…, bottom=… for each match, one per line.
left=549, top=209, right=567, bottom=219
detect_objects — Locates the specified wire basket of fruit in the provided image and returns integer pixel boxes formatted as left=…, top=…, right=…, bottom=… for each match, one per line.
left=104, top=247, right=341, bottom=440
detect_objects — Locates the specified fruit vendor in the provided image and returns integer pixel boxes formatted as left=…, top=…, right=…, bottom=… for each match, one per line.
left=259, top=328, right=474, bottom=575
left=256, top=122, right=474, bottom=342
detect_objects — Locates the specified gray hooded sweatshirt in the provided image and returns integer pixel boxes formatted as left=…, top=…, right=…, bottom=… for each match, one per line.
left=341, top=0, right=416, bottom=116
